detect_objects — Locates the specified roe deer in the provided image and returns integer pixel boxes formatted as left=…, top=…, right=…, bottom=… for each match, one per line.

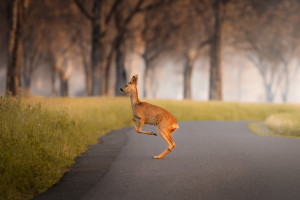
left=120, top=75, right=179, bottom=159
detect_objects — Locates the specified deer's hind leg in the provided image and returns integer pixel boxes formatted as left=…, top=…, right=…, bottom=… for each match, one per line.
left=167, top=129, right=176, bottom=151
left=153, top=128, right=174, bottom=159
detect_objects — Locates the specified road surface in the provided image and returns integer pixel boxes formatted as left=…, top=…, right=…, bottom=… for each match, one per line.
left=35, top=121, right=300, bottom=200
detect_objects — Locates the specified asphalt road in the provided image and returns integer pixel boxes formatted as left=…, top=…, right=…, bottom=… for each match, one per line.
left=35, top=121, right=300, bottom=200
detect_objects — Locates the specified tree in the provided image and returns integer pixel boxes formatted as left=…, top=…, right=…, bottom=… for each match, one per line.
left=77, top=30, right=92, bottom=96
left=52, top=33, right=77, bottom=96
left=229, top=0, right=300, bottom=102
left=208, top=0, right=223, bottom=100
left=55, top=57, right=73, bottom=96
left=5, top=0, right=31, bottom=96
left=180, top=0, right=211, bottom=99
left=192, top=0, right=230, bottom=100
left=140, top=2, right=175, bottom=98
left=22, top=33, right=44, bottom=97
left=21, top=11, right=46, bottom=97
left=113, top=0, right=168, bottom=96
left=74, top=0, right=120, bottom=96
left=113, top=0, right=145, bottom=96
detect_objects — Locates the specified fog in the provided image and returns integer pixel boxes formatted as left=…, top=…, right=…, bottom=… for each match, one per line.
left=1, top=0, right=300, bottom=103
left=2, top=46, right=299, bottom=102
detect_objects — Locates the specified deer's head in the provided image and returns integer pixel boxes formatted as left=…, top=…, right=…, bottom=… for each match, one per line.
left=120, top=75, right=138, bottom=96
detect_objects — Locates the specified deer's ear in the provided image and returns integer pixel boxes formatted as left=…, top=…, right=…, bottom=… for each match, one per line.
left=131, top=75, right=138, bottom=85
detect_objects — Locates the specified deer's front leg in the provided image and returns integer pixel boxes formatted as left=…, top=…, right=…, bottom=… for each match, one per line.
left=132, top=118, right=138, bottom=132
left=136, top=118, right=157, bottom=136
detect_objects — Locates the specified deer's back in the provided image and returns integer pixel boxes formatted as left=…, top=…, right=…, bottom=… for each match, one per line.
left=135, top=102, right=177, bottom=127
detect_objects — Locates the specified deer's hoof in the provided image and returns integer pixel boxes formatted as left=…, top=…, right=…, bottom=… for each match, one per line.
left=151, top=132, right=157, bottom=136
left=153, top=155, right=162, bottom=159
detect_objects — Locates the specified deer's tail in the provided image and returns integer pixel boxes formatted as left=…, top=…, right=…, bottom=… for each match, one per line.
left=173, top=123, right=179, bottom=129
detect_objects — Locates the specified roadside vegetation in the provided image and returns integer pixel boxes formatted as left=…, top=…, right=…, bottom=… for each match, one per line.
left=0, top=97, right=131, bottom=200
left=249, top=113, right=300, bottom=138
left=1, top=97, right=299, bottom=200
left=265, top=113, right=300, bottom=137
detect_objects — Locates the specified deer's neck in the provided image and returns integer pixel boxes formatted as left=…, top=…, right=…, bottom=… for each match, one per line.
left=130, top=87, right=140, bottom=110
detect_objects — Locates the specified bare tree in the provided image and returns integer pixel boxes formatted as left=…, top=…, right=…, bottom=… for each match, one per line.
left=113, top=0, right=145, bottom=96
left=77, top=30, right=92, bottom=96
left=55, top=57, right=73, bottom=96
left=53, top=34, right=77, bottom=96
left=5, top=0, right=31, bottom=96
left=140, top=2, right=174, bottom=98
left=74, top=0, right=120, bottom=96
left=229, top=0, right=300, bottom=102
left=208, top=0, right=223, bottom=100
left=22, top=36, right=43, bottom=97
left=113, top=0, right=168, bottom=96
left=21, top=17, right=46, bottom=96
left=42, top=3, right=79, bottom=97
left=179, top=0, right=212, bottom=99
left=192, top=0, right=230, bottom=100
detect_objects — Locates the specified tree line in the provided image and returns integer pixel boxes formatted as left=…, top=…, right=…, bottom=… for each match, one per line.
left=1, top=0, right=300, bottom=102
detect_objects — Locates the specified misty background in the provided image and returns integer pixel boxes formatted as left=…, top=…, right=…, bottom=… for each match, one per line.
left=1, top=0, right=300, bottom=103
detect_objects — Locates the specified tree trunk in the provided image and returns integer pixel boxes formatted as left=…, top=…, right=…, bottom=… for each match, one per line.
left=147, top=71, right=154, bottom=99
left=265, top=84, right=275, bottom=102
left=104, top=48, right=114, bottom=95
left=153, top=67, right=163, bottom=98
left=183, top=49, right=197, bottom=99
left=91, top=0, right=102, bottom=96
left=6, top=0, right=25, bottom=96
left=114, top=38, right=127, bottom=96
left=143, top=56, right=154, bottom=99
left=183, top=61, right=193, bottom=99
left=128, top=34, right=143, bottom=77
left=22, top=64, right=31, bottom=97
left=209, top=0, right=222, bottom=101
left=78, top=34, right=92, bottom=96
left=281, top=81, right=289, bottom=102
left=236, top=67, right=243, bottom=101
left=60, top=79, right=69, bottom=97
left=55, top=58, right=72, bottom=97
left=82, top=57, right=92, bottom=96
left=281, top=63, right=291, bottom=103
left=143, top=64, right=150, bottom=98
left=50, top=63, right=56, bottom=96
left=85, top=65, right=93, bottom=96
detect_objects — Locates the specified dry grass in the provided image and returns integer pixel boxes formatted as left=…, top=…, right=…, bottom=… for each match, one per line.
left=264, top=113, right=300, bottom=137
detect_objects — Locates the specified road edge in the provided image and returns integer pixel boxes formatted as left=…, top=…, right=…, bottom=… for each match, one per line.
left=33, top=127, right=130, bottom=200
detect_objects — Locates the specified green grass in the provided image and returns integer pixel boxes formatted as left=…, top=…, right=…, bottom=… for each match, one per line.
left=0, top=97, right=299, bottom=200
left=0, top=97, right=131, bottom=200
left=148, top=100, right=298, bottom=121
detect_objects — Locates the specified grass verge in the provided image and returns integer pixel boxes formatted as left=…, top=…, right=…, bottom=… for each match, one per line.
left=0, top=97, right=299, bottom=199
left=0, top=97, right=132, bottom=200
left=249, top=113, right=300, bottom=139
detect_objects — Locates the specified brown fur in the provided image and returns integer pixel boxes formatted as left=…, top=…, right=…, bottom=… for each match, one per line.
left=120, top=75, right=179, bottom=159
